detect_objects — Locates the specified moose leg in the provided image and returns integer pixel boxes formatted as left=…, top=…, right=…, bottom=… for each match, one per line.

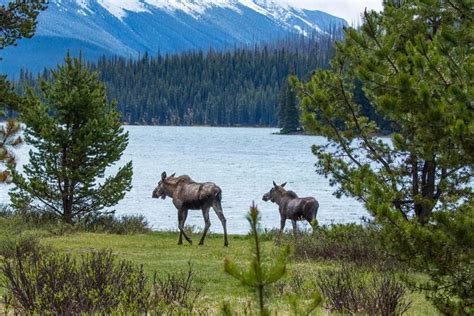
left=199, top=207, right=211, bottom=246
left=291, top=220, right=298, bottom=236
left=177, top=209, right=189, bottom=245
left=213, top=201, right=229, bottom=247
left=178, top=208, right=192, bottom=245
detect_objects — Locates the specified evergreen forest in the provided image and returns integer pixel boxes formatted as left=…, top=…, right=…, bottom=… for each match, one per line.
left=16, top=33, right=342, bottom=127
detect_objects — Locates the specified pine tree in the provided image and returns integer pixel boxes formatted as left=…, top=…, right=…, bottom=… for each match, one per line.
left=224, top=202, right=290, bottom=315
left=10, top=55, right=133, bottom=224
left=277, top=79, right=300, bottom=134
left=223, top=203, right=321, bottom=315
left=293, top=0, right=473, bottom=312
left=0, top=0, right=47, bottom=182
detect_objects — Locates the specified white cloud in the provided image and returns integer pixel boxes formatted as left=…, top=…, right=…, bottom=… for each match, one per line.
left=283, top=0, right=384, bottom=24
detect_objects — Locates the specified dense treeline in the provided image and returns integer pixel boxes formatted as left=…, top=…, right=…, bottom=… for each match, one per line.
left=16, top=33, right=341, bottom=126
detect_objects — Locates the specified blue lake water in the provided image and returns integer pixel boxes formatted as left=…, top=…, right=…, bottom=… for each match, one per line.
left=0, top=126, right=368, bottom=234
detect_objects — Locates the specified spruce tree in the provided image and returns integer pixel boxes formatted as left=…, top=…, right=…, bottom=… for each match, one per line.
left=293, top=0, right=473, bottom=312
left=277, top=79, right=299, bottom=134
left=10, top=55, right=133, bottom=224
left=0, top=0, right=47, bottom=182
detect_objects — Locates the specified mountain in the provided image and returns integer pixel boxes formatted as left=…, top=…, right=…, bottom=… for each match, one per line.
left=0, top=0, right=346, bottom=77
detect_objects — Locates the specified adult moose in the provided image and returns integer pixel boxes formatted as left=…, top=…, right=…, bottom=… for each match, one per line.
left=152, top=172, right=229, bottom=247
left=262, top=181, right=319, bottom=234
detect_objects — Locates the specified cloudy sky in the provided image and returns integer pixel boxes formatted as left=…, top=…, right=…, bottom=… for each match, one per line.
left=286, top=0, right=383, bottom=24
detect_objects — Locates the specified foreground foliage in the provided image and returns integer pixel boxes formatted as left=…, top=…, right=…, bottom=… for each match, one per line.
left=291, top=223, right=389, bottom=266
left=10, top=55, right=133, bottom=224
left=1, top=247, right=203, bottom=314
left=0, top=0, right=47, bottom=182
left=294, top=0, right=473, bottom=312
left=317, top=265, right=411, bottom=315
left=224, top=203, right=321, bottom=315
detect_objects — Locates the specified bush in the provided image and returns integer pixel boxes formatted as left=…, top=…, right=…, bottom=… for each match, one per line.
left=1, top=248, right=204, bottom=314
left=316, top=265, right=411, bottom=315
left=1, top=249, right=148, bottom=314
left=78, top=214, right=150, bottom=234
left=0, top=206, right=150, bottom=235
left=271, top=270, right=313, bottom=299
left=150, top=262, right=203, bottom=314
left=291, top=223, right=395, bottom=266
left=0, top=234, right=46, bottom=260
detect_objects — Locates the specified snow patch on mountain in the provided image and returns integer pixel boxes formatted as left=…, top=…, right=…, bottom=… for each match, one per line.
left=97, top=0, right=149, bottom=19
left=0, top=0, right=347, bottom=76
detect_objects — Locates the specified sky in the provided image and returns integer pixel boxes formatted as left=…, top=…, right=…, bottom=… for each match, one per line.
left=286, top=0, right=384, bottom=25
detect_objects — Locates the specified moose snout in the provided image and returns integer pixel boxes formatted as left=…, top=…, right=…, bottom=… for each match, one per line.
left=262, top=193, right=269, bottom=201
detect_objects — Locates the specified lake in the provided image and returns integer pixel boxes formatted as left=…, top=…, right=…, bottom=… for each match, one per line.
left=0, top=126, right=368, bottom=234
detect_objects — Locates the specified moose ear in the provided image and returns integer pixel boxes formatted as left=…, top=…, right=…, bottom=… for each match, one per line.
left=273, top=181, right=277, bottom=187
left=161, top=172, right=167, bottom=180
left=170, top=173, right=176, bottom=178
left=281, top=182, right=287, bottom=187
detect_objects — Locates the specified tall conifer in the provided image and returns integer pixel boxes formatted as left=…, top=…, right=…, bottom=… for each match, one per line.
left=10, top=55, right=133, bottom=223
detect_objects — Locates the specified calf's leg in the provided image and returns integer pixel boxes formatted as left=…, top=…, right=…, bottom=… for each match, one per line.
left=213, top=201, right=229, bottom=247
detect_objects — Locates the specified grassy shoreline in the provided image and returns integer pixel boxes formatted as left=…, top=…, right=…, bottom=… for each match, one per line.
left=0, top=213, right=439, bottom=314
left=38, top=231, right=437, bottom=315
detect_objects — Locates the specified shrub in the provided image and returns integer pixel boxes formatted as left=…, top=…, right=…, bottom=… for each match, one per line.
left=292, top=223, right=395, bottom=267
left=78, top=214, right=150, bottom=234
left=1, top=249, right=149, bottom=314
left=316, top=265, right=411, bottom=315
left=271, top=270, right=313, bottom=299
left=0, top=206, right=150, bottom=235
left=0, top=234, right=46, bottom=260
left=0, top=204, right=13, bottom=218
left=1, top=248, right=204, bottom=314
left=150, top=262, right=203, bottom=314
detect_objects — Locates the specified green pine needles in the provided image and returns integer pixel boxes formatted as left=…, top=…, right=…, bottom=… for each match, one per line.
left=292, top=0, right=473, bottom=313
left=9, top=54, right=133, bottom=224
left=1, top=0, right=47, bottom=183
left=224, top=202, right=290, bottom=315
left=277, top=78, right=300, bottom=134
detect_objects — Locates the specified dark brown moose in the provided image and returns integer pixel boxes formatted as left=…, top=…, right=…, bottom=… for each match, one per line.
left=262, top=181, right=319, bottom=233
left=153, top=172, right=229, bottom=247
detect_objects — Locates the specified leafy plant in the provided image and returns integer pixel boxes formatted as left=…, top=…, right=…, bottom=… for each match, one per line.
left=292, top=223, right=395, bottom=267
left=317, top=265, right=411, bottom=315
left=1, top=249, right=148, bottom=314
left=150, top=262, right=202, bottom=314
left=1, top=247, right=206, bottom=314
left=77, top=214, right=150, bottom=235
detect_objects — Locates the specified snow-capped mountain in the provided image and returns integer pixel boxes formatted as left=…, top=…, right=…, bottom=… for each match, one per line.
left=0, top=0, right=346, bottom=76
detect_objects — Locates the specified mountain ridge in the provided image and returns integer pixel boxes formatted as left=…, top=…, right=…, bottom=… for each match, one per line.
left=0, top=0, right=346, bottom=77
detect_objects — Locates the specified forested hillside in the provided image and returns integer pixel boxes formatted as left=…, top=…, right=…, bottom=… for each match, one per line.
left=16, top=33, right=341, bottom=126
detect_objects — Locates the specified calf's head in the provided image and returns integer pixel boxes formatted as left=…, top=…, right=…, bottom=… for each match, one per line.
left=262, top=181, right=287, bottom=203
